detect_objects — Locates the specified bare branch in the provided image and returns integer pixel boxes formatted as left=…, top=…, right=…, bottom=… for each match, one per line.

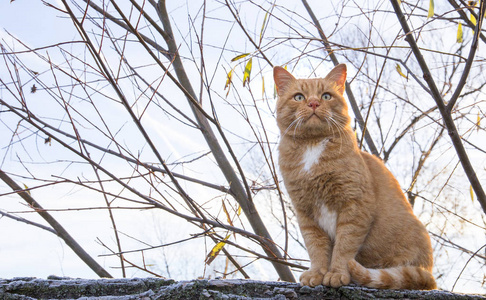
left=156, top=0, right=295, bottom=282
left=301, top=0, right=380, bottom=156
left=446, top=0, right=486, bottom=110
left=390, top=0, right=486, bottom=214
left=0, top=209, right=57, bottom=235
left=0, top=170, right=112, bottom=278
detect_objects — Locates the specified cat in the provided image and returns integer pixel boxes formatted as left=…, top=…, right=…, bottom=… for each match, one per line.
left=273, top=64, right=436, bottom=290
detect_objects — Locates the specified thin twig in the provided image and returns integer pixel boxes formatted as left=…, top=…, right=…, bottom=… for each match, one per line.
left=301, top=0, right=379, bottom=156
left=390, top=0, right=486, bottom=214
left=0, top=170, right=112, bottom=278
left=157, top=0, right=295, bottom=282
left=446, top=0, right=485, bottom=111
left=0, top=210, right=57, bottom=235
left=447, top=0, right=486, bottom=44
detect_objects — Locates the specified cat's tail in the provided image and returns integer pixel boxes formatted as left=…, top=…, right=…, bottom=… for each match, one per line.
left=348, top=259, right=436, bottom=290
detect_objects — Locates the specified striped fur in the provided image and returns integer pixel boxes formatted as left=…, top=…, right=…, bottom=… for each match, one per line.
left=274, top=65, right=436, bottom=290
left=348, top=260, right=436, bottom=290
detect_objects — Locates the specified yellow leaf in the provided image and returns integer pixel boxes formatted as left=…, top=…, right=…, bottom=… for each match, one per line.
left=457, top=23, right=463, bottom=43
left=470, top=185, right=474, bottom=202
left=224, top=69, right=233, bottom=97
left=205, top=234, right=231, bottom=265
left=259, top=11, right=269, bottom=43
left=262, top=76, right=265, bottom=97
left=398, top=0, right=401, bottom=4
left=224, top=69, right=233, bottom=90
left=395, top=64, right=407, bottom=78
left=23, top=184, right=31, bottom=195
left=221, top=200, right=233, bottom=227
left=212, top=241, right=226, bottom=256
left=243, top=57, right=252, bottom=87
left=427, top=0, right=434, bottom=19
left=237, top=205, right=242, bottom=216
left=471, top=13, right=477, bottom=26
left=231, top=53, right=250, bottom=62
left=477, top=112, right=481, bottom=131
left=205, top=241, right=226, bottom=265
left=469, top=1, right=478, bottom=25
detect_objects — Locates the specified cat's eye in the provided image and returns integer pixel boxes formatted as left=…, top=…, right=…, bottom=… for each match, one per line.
left=321, top=93, right=332, bottom=101
left=293, top=93, right=305, bottom=101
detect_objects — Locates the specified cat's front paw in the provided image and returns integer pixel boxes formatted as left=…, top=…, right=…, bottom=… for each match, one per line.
left=323, top=269, right=351, bottom=288
left=300, top=268, right=327, bottom=287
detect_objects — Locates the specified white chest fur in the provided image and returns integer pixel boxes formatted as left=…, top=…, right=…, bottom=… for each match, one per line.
left=318, top=205, right=337, bottom=241
left=301, top=139, right=329, bottom=172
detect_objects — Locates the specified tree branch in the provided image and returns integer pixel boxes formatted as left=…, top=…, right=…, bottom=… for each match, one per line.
left=301, top=0, right=379, bottom=157
left=80, top=0, right=170, bottom=58
left=446, top=0, right=485, bottom=111
left=0, top=210, right=57, bottom=235
left=156, top=0, right=295, bottom=282
left=389, top=0, right=486, bottom=214
left=447, top=0, right=486, bottom=44
left=0, top=170, right=112, bottom=278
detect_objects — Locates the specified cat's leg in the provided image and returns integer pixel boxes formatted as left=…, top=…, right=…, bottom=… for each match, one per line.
left=323, top=207, right=372, bottom=288
left=297, top=212, right=332, bottom=287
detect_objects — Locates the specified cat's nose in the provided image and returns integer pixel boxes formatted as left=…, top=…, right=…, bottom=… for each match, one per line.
left=308, top=100, right=320, bottom=111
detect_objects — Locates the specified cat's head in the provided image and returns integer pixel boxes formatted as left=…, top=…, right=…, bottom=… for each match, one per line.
left=273, top=64, right=350, bottom=139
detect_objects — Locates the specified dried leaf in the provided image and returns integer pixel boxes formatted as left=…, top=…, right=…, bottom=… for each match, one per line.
left=262, top=76, right=265, bottom=97
left=205, top=235, right=230, bottom=265
left=31, top=84, right=37, bottom=94
left=224, top=69, right=233, bottom=97
left=395, top=64, right=407, bottom=78
left=457, top=23, right=463, bottom=43
left=222, top=200, right=234, bottom=227
left=477, top=112, right=481, bottom=131
left=44, top=136, right=52, bottom=146
left=231, top=53, right=250, bottom=62
left=469, top=1, right=478, bottom=25
left=470, top=185, right=475, bottom=203
left=23, top=184, right=31, bottom=195
left=471, top=13, right=477, bottom=26
left=243, top=57, right=252, bottom=87
left=427, top=0, right=434, bottom=19
left=224, top=69, right=233, bottom=90
left=259, top=11, right=269, bottom=43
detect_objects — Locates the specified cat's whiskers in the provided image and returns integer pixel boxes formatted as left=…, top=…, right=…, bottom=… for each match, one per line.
left=293, top=112, right=309, bottom=140
left=327, top=115, right=346, bottom=153
left=283, top=112, right=305, bottom=138
left=324, top=115, right=335, bottom=138
left=274, top=65, right=436, bottom=290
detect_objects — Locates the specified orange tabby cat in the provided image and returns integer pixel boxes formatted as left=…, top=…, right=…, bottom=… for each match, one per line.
left=274, top=64, right=436, bottom=290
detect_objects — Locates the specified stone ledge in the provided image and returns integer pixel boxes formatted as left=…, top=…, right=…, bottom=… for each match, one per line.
left=1, top=276, right=484, bottom=299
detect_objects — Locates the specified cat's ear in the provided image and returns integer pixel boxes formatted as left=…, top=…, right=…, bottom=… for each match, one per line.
left=273, top=66, right=295, bottom=96
left=325, top=64, right=347, bottom=95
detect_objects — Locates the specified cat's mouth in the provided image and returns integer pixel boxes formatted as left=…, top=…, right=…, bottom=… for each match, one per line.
left=306, top=112, right=324, bottom=122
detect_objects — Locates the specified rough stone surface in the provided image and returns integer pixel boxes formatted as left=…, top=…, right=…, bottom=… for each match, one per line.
left=0, top=276, right=484, bottom=300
